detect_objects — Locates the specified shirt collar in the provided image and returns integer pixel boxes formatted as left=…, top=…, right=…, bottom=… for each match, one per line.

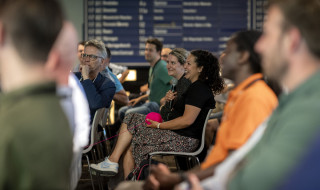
left=0, top=82, right=56, bottom=111
left=228, top=73, right=263, bottom=99
left=232, top=73, right=263, bottom=93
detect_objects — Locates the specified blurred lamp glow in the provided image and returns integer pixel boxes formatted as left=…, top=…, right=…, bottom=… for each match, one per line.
left=125, top=69, right=137, bottom=81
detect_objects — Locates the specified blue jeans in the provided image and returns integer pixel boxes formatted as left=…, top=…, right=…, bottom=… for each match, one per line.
left=119, top=102, right=160, bottom=121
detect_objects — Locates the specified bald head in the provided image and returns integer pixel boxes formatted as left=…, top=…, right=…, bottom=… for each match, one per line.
left=54, top=21, right=78, bottom=68
left=50, top=21, right=78, bottom=85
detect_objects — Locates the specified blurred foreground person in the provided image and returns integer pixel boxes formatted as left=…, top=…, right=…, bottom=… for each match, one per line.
left=0, top=0, right=72, bottom=189
left=176, top=0, right=320, bottom=189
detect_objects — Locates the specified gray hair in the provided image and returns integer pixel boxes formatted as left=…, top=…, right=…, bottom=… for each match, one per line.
left=85, top=39, right=107, bottom=58
left=169, top=48, right=189, bottom=65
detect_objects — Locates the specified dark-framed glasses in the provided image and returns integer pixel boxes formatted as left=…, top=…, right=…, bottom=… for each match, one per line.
left=81, top=53, right=103, bottom=61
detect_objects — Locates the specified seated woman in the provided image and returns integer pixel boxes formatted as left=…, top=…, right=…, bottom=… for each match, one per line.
left=91, top=49, right=224, bottom=179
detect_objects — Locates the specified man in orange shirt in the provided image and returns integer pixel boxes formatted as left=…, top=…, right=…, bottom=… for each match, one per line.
left=142, top=30, right=279, bottom=190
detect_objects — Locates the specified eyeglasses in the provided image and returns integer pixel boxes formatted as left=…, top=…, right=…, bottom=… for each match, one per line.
left=81, top=53, right=103, bottom=61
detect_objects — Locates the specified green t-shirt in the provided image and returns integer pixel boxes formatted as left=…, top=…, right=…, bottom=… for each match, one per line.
left=229, top=71, right=320, bottom=190
left=0, top=82, right=73, bottom=189
left=148, top=59, right=172, bottom=104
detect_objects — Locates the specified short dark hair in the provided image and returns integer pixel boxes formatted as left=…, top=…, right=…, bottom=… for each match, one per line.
left=146, top=38, right=163, bottom=53
left=1, top=0, right=64, bottom=62
left=268, top=0, right=320, bottom=58
left=190, top=50, right=224, bottom=94
left=78, top=41, right=86, bottom=46
left=230, top=30, right=262, bottom=74
left=0, top=0, right=10, bottom=13
left=105, top=46, right=112, bottom=59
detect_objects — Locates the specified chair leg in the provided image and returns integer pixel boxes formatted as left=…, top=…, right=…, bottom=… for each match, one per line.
left=97, top=141, right=105, bottom=160
left=96, top=172, right=103, bottom=190
left=104, top=126, right=113, bottom=156
left=174, top=156, right=181, bottom=171
left=93, top=149, right=98, bottom=163
left=149, top=155, right=154, bottom=174
left=186, top=157, right=191, bottom=169
left=194, top=157, right=200, bottom=166
left=89, top=150, right=104, bottom=190
left=85, top=154, right=95, bottom=190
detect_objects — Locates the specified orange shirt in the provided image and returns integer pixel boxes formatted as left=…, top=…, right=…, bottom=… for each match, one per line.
left=201, top=73, right=278, bottom=169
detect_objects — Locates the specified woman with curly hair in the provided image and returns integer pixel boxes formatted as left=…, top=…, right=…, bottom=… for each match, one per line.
left=91, top=49, right=224, bottom=179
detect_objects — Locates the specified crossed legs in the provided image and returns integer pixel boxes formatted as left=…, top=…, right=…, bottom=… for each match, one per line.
left=91, top=122, right=135, bottom=179
left=108, top=122, right=135, bottom=178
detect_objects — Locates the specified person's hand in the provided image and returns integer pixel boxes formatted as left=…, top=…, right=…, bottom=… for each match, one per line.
left=128, top=97, right=141, bottom=106
left=146, top=119, right=158, bottom=129
left=143, top=174, right=160, bottom=190
left=144, top=164, right=176, bottom=190
left=174, top=174, right=203, bottom=190
left=80, top=64, right=90, bottom=80
left=187, top=174, right=203, bottom=190
left=140, top=83, right=149, bottom=93
left=164, top=90, right=177, bottom=102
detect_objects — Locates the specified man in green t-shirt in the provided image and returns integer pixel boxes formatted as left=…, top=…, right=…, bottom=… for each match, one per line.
left=119, top=38, right=172, bottom=120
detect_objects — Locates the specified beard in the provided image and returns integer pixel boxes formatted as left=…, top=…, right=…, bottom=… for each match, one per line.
left=263, top=35, right=289, bottom=82
left=264, top=57, right=289, bottom=83
left=145, top=56, right=153, bottom=63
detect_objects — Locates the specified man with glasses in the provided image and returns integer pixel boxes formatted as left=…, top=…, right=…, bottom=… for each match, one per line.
left=74, top=39, right=116, bottom=122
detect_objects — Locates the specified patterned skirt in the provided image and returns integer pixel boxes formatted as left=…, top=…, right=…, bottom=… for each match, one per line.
left=123, top=113, right=199, bottom=168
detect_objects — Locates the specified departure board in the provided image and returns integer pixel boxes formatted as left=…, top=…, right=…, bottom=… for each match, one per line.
left=85, top=0, right=267, bottom=65
left=250, top=0, right=268, bottom=31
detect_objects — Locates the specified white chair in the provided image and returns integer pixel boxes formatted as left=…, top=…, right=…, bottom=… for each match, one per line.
left=148, top=109, right=213, bottom=170
left=82, top=108, right=106, bottom=190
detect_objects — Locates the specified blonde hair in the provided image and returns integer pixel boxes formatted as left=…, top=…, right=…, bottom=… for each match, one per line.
left=169, top=48, right=189, bottom=65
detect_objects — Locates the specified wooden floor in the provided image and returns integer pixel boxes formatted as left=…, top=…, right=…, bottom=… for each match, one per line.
left=75, top=155, right=179, bottom=190
left=76, top=163, right=109, bottom=190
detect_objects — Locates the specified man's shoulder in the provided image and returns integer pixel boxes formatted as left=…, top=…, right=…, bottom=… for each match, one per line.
left=108, top=69, right=119, bottom=80
left=155, top=60, right=167, bottom=68
left=100, top=73, right=113, bottom=83
left=100, top=69, right=114, bottom=82
left=154, top=60, right=172, bottom=81
left=74, top=72, right=81, bottom=79
left=246, top=80, right=276, bottom=97
left=98, top=73, right=116, bottom=88
left=108, top=71, right=123, bottom=89
left=2, top=93, right=70, bottom=135
left=157, top=59, right=167, bottom=64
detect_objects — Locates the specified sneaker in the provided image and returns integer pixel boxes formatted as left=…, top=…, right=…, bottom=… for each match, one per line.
left=90, top=157, right=119, bottom=176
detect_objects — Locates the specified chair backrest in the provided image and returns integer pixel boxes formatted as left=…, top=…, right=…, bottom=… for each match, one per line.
left=99, top=108, right=110, bottom=128
left=149, top=108, right=213, bottom=157
left=99, top=101, right=113, bottom=128
left=82, top=108, right=106, bottom=154
left=192, top=108, right=213, bottom=155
